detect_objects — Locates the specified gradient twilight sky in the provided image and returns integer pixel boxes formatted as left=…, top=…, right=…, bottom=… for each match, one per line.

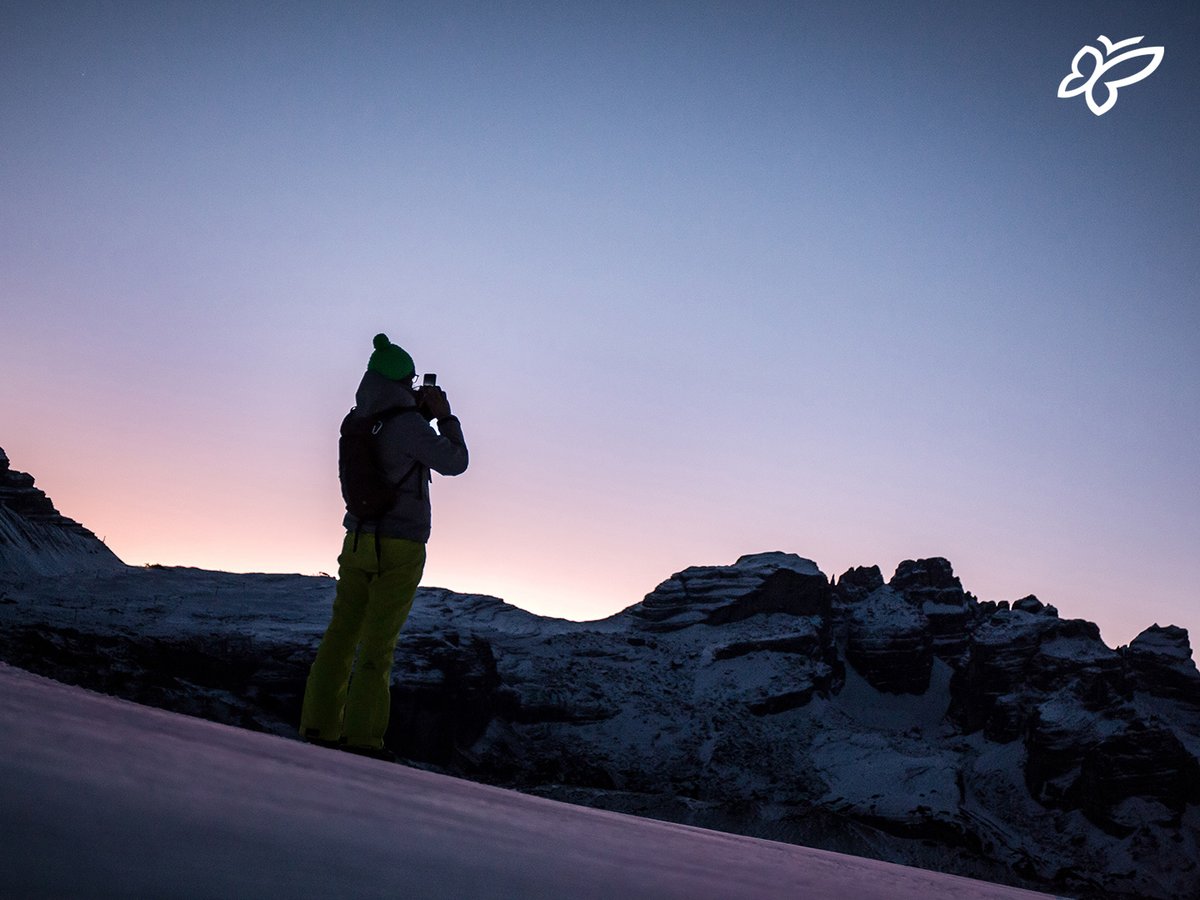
left=2, top=2, right=1197, bottom=646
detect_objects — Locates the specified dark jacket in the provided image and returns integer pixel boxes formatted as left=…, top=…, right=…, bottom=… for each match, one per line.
left=342, top=370, right=468, bottom=543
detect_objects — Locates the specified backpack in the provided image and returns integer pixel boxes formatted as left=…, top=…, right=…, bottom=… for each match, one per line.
left=338, top=406, right=421, bottom=523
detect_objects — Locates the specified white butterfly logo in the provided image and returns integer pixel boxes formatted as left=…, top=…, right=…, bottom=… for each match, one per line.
left=1058, top=35, right=1164, bottom=116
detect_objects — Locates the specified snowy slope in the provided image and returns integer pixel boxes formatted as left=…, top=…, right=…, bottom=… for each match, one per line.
left=2, top=558, right=1198, bottom=898
left=0, top=663, right=1053, bottom=900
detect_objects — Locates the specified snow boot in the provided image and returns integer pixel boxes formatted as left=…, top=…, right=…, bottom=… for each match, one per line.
left=341, top=744, right=396, bottom=763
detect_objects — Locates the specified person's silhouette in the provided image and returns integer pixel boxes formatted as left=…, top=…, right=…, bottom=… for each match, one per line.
left=300, top=333, right=468, bottom=759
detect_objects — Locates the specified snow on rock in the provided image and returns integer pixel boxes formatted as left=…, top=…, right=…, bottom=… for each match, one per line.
left=3, top=537, right=1200, bottom=896
left=1127, top=624, right=1200, bottom=711
left=846, top=586, right=933, bottom=694
left=0, top=663, right=1052, bottom=900
left=1130, top=624, right=1197, bottom=663
left=0, top=446, right=124, bottom=576
left=1076, top=720, right=1200, bottom=833
left=889, top=557, right=974, bottom=660
left=949, top=610, right=1082, bottom=738
left=626, top=552, right=830, bottom=631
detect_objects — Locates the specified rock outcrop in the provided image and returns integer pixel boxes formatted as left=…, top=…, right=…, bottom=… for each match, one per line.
left=944, top=600, right=1200, bottom=846
left=628, top=552, right=832, bottom=631
left=845, top=586, right=933, bottom=694
left=0, top=447, right=124, bottom=575
left=889, top=557, right=975, bottom=660
left=1127, top=624, right=1200, bottom=710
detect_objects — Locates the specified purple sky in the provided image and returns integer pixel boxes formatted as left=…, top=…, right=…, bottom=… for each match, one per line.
left=3, top=1, right=1198, bottom=646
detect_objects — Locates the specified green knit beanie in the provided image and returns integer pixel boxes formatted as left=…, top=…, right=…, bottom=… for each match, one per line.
left=367, top=333, right=415, bottom=381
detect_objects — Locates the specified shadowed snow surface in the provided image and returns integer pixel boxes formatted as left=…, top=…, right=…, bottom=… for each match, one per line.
left=0, top=664, right=1052, bottom=899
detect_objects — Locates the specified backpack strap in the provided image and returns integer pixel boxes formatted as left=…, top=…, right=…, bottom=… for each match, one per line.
left=367, top=406, right=425, bottom=495
left=362, top=404, right=420, bottom=432
left=352, top=404, right=424, bottom=568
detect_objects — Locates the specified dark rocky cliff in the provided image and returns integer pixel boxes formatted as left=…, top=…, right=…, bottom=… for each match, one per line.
left=0, top=447, right=124, bottom=575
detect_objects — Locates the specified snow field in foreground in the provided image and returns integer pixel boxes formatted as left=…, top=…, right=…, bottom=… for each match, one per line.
left=0, top=664, right=1054, bottom=899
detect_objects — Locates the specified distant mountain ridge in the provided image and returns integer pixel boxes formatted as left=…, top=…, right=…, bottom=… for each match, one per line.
left=1, top=451, right=1197, bottom=899
left=0, top=447, right=124, bottom=575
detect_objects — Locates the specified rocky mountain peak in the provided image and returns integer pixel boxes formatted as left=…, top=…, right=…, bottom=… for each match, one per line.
left=627, top=551, right=831, bottom=631
left=886, top=557, right=976, bottom=661
left=1012, top=594, right=1058, bottom=616
left=845, top=585, right=933, bottom=693
left=1126, top=623, right=1200, bottom=711
left=834, top=564, right=883, bottom=596
left=0, top=446, right=124, bottom=576
left=1130, top=623, right=1195, bottom=661
left=889, top=556, right=962, bottom=594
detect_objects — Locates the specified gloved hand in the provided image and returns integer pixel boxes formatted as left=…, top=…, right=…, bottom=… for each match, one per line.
left=421, top=386, right=452, bottom=420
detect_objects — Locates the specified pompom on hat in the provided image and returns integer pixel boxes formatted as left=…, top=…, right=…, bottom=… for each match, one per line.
left=367, top=333, right=415, bottom=381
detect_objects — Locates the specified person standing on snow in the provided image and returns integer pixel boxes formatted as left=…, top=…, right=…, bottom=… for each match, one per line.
left=300, top=333, right=468, bottom=759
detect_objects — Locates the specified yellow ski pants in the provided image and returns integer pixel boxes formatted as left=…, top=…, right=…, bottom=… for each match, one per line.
left=300, top=532, right=426, bottom=749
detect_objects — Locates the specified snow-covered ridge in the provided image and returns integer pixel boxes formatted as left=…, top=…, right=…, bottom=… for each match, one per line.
left=4, top=554, right=1198, bottom=898
left=2, top=451, right=1199, bottom=898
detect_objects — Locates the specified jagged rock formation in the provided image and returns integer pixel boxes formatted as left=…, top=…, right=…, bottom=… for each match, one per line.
left=844, top=585, right=933, bottom=694
left=0, top=450, right=1197, bottom=899
left=627, top=552, right=832, bottom=630
left=1127, top=625, right=1200, bottom=711
left=947, top=602, right=1200, bottom=841
left=0, top=447, right=124, bottom=575
left=889, top=557, right=974, bottom=660
left=3, top=555, right=1197, bottom=898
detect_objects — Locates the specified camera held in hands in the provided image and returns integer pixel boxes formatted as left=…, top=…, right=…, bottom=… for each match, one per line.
left=414, top=373, right=440, bottom=420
